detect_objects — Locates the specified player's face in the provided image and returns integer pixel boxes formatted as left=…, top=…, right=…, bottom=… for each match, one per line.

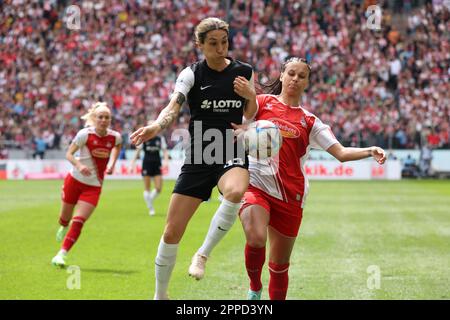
left=95, top=110, right=111, bottom=132
left=280, top=62, right=310, bottom=96
left=199, top=29, right=229, bottom=61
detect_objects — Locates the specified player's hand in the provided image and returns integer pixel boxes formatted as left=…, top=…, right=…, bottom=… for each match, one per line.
left=77, top=164, right=91, bottom=176
left=371, top=146, right=386, bottom=165
left=231, top=122, right=249, bottom=137
left=130, top=124, right=159, bottom=146
left=233, top=76, right=256, bottom=100
left=105, top=165, right=114, bottom=175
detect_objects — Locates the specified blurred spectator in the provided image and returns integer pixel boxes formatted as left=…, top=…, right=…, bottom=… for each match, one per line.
left=402, top=154, right=420, bottom=178
left=32, top=134, right=47, bottom=160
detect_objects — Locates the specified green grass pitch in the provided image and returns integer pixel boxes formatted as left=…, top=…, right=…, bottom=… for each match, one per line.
left=0, top=179, right=449, bottom=300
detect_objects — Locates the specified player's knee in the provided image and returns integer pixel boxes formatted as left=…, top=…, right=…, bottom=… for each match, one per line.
left=162, top=225, right=183, bottom=244
left=222, top=187, right=246, bottom=203
left=247, top=234, right=266, bottom=248
left=245, top=227, right=267, bottom=248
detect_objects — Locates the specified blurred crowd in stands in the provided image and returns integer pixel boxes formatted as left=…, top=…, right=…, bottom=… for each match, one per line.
left=0, top=0, right=448, bottom=160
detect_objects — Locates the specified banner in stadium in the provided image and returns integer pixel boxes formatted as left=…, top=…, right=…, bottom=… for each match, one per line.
left=3, top=160, right=401, bottom=180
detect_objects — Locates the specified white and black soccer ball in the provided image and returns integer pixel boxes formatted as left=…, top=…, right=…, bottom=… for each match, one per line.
left=244, top=120, right=282, bottom=159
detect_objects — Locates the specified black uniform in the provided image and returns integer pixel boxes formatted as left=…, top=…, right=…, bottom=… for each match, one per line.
left=173, top=58, right=253, bottom=201
left=141, top=136, right=165, bottom=177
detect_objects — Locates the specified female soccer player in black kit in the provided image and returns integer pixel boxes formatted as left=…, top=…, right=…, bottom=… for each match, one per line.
left=130, top=17, right=257, bottom=299
left=130, top=123, right=169, bottom=216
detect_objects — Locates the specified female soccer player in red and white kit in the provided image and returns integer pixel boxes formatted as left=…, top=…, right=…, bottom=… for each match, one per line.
left=237, top=57, right=386, bottom=299
left=51, top=102, right=122, bottom=267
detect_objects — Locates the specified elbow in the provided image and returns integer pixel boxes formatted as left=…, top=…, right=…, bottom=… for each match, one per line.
left=335, top=153, right=348, bottom=163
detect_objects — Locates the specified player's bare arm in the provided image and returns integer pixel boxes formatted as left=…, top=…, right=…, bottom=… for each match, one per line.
left=106, top=143, right=122, bottom=174
left=234, top=73, right=257, bottom=120
left=327, top=143, right=386, bottom=164
left=66, top=143, right=91, bottom=176
left=130, top=92, right=185, bottom=146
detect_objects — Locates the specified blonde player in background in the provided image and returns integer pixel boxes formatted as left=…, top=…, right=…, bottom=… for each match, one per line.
left=51, top=102, right=122, bottom=267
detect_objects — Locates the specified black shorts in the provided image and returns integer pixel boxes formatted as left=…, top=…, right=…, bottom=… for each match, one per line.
left=142, top=161, right=161, bottom=177
left=173, top=157, right=248, bottom=201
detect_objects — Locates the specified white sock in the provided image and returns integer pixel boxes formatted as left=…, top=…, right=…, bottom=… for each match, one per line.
left=198, top=199, right=240, bottom=257
left=143, top=190, right=152, bottom=209
left=154, top=238, right=178, bottom=299
left=149, top=189, right=159, bottom=202
left=58, top=249, right=67, bottom=256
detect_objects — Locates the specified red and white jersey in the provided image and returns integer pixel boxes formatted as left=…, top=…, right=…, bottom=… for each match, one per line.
left=249, top=94, right=338, bottom=208
left=70, top=127, right=122, bottom=187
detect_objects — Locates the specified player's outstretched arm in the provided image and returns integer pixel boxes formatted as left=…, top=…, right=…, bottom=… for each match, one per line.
left=130, top=92, right=185, bottom=146
left=327, top=143, right=386, bottom=164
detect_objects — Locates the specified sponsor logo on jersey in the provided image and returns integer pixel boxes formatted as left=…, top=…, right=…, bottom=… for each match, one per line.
left=268, top=118, right=301, bottom=138
left=200, top=99, right=243, bottom=110
left=91, top=148, right=111, bottom=158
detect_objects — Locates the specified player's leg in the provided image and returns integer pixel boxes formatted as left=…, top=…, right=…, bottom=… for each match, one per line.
left=190, top=167, right=249, bottom=280
left=154, top=193, right=202, bottom=299
left=267, top=227, right=297, bottom=300
left=56, top=174, right=80, bottom=243
left=148, top=174, right=162, bottom=215
left=52, top=201, right=96, bottom=267
left=240, top=203, right=270, bottom=300
left=266, top=203, right=303, bottom=300
left=56, top=201, right=75, bottom=242
left=143, top=175, right=153, bottom=214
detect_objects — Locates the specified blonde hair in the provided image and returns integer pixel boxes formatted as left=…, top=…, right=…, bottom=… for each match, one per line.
left=81, top=102, right=111, bottom=127
left=194, top=17, right=229, bottom=44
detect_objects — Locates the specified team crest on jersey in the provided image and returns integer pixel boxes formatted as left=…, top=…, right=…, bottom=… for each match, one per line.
left=264, top=103, right=273, bottom=110
left=106, top=142, right=112, bottom=148
left=268, top=118, right=301, bottom=138
left=300, top=117, right=307, bottom=128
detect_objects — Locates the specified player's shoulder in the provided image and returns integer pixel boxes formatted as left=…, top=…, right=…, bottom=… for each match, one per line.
left=188, top=60, right=203, bottom=73
left=232, top=59, right=253, bottom=71
left=106, top=128, right=121, bottom=137
left=76, top=126, right=93, bottom=137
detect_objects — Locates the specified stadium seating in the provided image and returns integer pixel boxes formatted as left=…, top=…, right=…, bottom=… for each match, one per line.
left=0, top=0, right=448, bottom=158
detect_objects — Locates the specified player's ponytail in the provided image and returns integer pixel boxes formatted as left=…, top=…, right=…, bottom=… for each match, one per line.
left=259, top=57, right=311, bottom=95
left=81, top=102, right=109, bottom=127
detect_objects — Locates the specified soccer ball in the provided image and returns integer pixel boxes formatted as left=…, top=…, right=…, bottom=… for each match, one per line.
left=244, top=120, right=282, bottom=159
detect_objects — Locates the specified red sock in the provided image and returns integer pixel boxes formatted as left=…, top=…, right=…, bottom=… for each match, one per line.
left=268, top=261, right=289, bottom=300
left=62, top=216, right=86, bottom=252
left=59, top=217, right=70, bottom=227
left=245, top=244, right=266, bottom=291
